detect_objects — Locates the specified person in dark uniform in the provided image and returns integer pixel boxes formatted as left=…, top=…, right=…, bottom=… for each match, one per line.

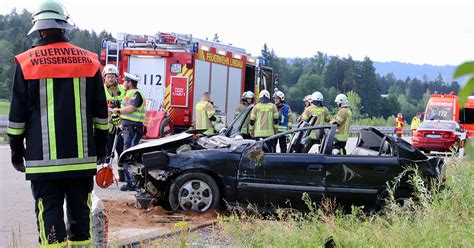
left=7, top=0, right=108, bottom=245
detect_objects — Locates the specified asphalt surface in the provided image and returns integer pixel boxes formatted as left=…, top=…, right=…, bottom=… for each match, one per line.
left=0, top=136, right=412, bottom=245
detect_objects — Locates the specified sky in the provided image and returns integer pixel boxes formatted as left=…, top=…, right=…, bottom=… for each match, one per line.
left=1, top=0, right=473, bottom=66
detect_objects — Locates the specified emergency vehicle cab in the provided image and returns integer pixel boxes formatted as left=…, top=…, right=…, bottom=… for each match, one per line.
left=100, top=32, right=274, bottom=138
left=424, top=93, right=474, bottom=138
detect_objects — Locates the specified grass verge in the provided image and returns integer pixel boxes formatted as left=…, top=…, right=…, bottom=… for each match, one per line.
left=154, top=159, right=474, bottom=247
left=0, top=99, right=10, bottom=116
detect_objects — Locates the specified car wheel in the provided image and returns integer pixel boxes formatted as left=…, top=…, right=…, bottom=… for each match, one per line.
left=168, top=173, right=220, bottom=212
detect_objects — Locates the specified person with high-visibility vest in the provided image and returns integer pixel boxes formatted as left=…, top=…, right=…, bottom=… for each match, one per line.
left=195, top=92, right=220, bottom=136
left=301, top=91, right=332, bottom=146
left=410, top=112, right=422, bottom=136
left=273, top=90, right=293, bottom=153
left=7, top=0, right=108, bottom=245
left=395, top=112, right=405, bottom=138
left=111, top=72, right=147, bottom=191
left=234, top=91, right=254, bottom=139
left=330, top=94, right=352, bottom=155
left=103, top=64, right=126, bottom=182
left=249, top=90, right=279, bottom=152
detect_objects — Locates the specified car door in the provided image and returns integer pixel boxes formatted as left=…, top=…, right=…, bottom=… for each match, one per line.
left=260, top=152, right=325, bottom=209
left=236, top=143, right=268, bottom=207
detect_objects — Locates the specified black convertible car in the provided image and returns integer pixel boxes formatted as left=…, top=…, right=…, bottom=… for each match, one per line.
left=119, top=112, right=445, bottom=213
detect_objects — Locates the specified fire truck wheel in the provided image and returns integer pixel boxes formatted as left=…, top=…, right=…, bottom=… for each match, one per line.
left=160, top=117, right=173, bottom=138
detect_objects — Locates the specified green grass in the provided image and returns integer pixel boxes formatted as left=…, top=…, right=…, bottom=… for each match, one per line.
left=155, top=159, right=474, bottom=247
left=0, top=100, right=10, bottom=116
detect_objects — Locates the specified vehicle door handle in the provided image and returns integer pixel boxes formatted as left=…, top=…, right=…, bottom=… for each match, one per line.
left=375, top=167, right=389, bottom=174
left=308, top=164, right=323, bottom=172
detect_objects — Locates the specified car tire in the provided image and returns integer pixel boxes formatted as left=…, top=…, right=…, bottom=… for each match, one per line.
left=168, top=172, right=220, bottom=212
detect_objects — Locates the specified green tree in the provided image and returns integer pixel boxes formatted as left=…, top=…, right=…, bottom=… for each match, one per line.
left=347, top=90, right=364, bottom=120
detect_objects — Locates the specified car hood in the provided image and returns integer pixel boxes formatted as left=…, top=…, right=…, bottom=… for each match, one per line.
left=119, top=132, right=194, bottom=160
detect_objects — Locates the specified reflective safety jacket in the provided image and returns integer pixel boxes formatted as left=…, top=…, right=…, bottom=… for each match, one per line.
left=249, top=102, right=279, bottom=138
left=120, top=89, right=147, bottom=123
left=410, top=116, right=421, bottom=130
left=395, top=117, right=405, bottom=134
left=104, top=84, right=125, bottom=131
left=276, top=104, right=293, bottom=132
left=332, top=107, right=352, bottom=142
left=8, top=34, right=108, bottom=180
left=301, top=104, right=332, bottom=139
left=196, top=100, right=216, bottom=136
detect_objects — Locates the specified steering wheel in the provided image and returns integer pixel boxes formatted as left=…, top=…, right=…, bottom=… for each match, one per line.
left=378, top=136, right=389, bottom=156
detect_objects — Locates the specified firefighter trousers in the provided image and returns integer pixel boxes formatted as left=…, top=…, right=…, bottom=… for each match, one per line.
left=122, top=124, right=144, bottom=186
left=31, top=176, right=94, bottom=246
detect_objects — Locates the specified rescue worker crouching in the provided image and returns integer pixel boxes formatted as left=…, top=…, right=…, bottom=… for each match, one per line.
left=7, top=0, right=108, bottom=245
left=111, top=72, right=147, bottom=191
left=235, top=91, right=255, bottom=139
left=103, top=64, right=126, bottom=182
left=301, top=91, right=332, bottom=148
left=249, top=90, right=279, bottom=152
left=195, top=92, right=221, bottom=136
left=329, top=94, right=352, bottom=155
left=273, top=90, right=293, bottom=153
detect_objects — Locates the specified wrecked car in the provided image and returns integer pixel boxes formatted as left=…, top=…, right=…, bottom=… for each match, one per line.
left=119, top=120, right=445, bottom=213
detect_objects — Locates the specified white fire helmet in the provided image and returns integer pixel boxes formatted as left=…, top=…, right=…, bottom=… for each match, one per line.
left=311, top=91, right=324, bottom=102
left=259, top=90, right=270, bottom=99
left=124, top=72, right=140, bottom=82
left=102, top=64, right=119, bottom=77
left=303, top=95, right=313, bottom=102
left=242, top=91, right=255, bottom=99
left=273, top=90, right=285, bottom=101
left=335, top=94, right=349, bottom=107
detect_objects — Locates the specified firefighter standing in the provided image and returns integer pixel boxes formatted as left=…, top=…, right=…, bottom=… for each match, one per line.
left=195, top=92, right=220, bottom=136
left=330, top=94, right=352, bottom=155
left=103, top=64, right=126, bottom=182
left=273, top=90, right=293, bottom=153
left=111, top=72, right=147, bottom=191
left=303, top=95, right=313, bottom=109
left=235, top=91, right=254, bottom=139
left=410, top=113, right=422, bottom=136
left=249, top=90, right=279, bottom=152
left=301, top=91, right=332, bottom=146
left=7, top=0, right=108, bottom=245
left=395, top=113, right=405, bottom=138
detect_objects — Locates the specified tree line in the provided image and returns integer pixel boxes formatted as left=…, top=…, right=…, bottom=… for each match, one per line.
left=0, top=9, right=113, bottom=99
left=0, top=9, right=460, bottom=122
left=261, top=44, right=460, bottom=121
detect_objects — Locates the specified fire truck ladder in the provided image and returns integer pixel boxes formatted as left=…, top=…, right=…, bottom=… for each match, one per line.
left=104, top=40, right=120, bottom=70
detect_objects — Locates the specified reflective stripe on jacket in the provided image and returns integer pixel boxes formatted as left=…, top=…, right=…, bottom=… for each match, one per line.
left=250, top=103, right=278, bottom=138
left=333, top=107, right=352, bottom=142
left=10, top=35, right=108, bottom=180
left=120, top=89, right=147, bottom=123
left=277, top=104, right=292, bottom=132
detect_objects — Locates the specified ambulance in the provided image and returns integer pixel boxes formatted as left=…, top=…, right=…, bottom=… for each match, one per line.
left=100, top=32, right=274, bottom=138
left=424, top=93, right=474, bottom=138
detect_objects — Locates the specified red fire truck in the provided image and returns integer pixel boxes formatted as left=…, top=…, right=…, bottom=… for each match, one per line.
left=100, top=32, right=274, bottom=139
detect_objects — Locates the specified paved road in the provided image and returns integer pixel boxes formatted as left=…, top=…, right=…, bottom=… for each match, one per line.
left=0, top=136, right=412, bottom=245
left=0, top=145, right=133, bottom=246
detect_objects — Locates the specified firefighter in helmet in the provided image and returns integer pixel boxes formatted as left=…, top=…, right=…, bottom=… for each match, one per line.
left=235, top=91, right=255, bottom=139
left=249, top=90, right=279, bottom=152
left=7, top=0, right=108, bottom=245
left=273, top=90, right=293, bottom=153
left=103, top=64, right=126, bottom=182
left=303, top=95, right=313, bottom=109
left=195, top=92, right=220, bottom=136
left=301, top=91, right=332, bottom=147
left=330, top=94, right=352, bottom=155
left=394, top=112, right=405, bottom=138
left=111, top=72, right=147, bottom=191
